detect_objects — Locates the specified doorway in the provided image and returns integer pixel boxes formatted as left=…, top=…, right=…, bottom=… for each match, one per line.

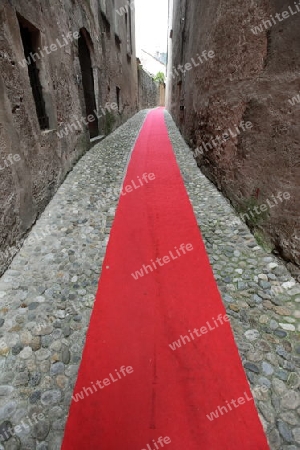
left=78, top=29, right=99, bottom=138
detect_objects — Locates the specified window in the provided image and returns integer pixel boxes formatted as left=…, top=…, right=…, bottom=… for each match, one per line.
left=112, top=0, right=121, bottom=42
left=115, top=33, right=121, bottom=51
left=101, top=12, right=111, bottom=37
left=116, top=86, right=120, bottom=112
left=17, top=15, right=49, bottom=130
left=125, top=11, right=132, bottom=56
left=78, top=29, right=99, bottom=138
left=99, top=0, right=110, bottom=37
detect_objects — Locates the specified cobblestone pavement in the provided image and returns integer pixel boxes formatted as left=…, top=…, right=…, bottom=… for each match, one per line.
left=0, top=109, right=299, bottom=449
left=165, top=111, right=300, bottom=450
left=0, top=110, right=148, bottom=450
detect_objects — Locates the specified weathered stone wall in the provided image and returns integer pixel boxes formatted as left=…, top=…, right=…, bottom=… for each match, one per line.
left=0, top=0, right=138, bottom=275
left=159, top=83, right=166, bottom=107
left=167, top=0, right=300, bottom=271
left=138, top=66, right=160, bottom=109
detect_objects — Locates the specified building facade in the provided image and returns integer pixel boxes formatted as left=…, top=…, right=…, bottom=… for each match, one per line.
left=137, top=64, right=165, bottom=109
left=167, top=0, right=300, bottom=271
left=138, top=49, right=166, bottom=77
left=0, top=0, right=139, bottom=274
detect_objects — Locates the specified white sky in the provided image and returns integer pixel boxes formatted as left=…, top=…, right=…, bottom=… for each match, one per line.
left=134, top=0, right=169, bottom=56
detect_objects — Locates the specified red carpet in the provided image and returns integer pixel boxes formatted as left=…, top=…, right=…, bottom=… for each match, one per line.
left=62, top=108, right=269, bottom=449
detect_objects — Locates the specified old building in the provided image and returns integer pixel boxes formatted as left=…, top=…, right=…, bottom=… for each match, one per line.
left=137, top=63, right=165, bottom=109
left=0, top=0, right=139, bottom=275
left=139, top=49, right=166, bottom=77
left=137, top=49, right=166, bottom=108
left=167, top=0, right=300, bottom=271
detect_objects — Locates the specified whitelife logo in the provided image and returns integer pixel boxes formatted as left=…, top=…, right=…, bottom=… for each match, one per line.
left=206, top=391, right=254, bottom=421
left=240, top=191, right=291, bottom=223
left=141, top=436, right=171, bottom=450
left=0, top=224, right=57, bottom=263
left=171, top=50, right=215, bottom=79
left=251, top=2, right=300, bottom=35
left=121, top=173, right=156, bottom=196
left=131, top=243, right=194, bottom=280
left=288, top=91, right=300, bottom=106
left=116, top=0, right=135, bottom=16
left=0, top=413, right=45, bottom=442
left=72, top=365, right=134, bottom=402
left=0, top=153, right=21, bottom=171
left=56, top=102, right=118, bottom=138
left=193, top=121, right=253, bottom=158
left=18, top=31, right=80, bottom=68
left=169, top=314, right=230, bottom=351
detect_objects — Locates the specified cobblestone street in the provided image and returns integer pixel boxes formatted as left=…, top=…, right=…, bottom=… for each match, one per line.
left=0, top=110, right=299, bottom=449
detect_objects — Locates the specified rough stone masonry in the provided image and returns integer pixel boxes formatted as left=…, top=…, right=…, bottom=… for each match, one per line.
left=167, top=0, right=300, bottom=274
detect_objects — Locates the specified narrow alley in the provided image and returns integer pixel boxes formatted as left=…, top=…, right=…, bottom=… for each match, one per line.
left=0, top=109, right=299, bottom=449
left=1, top=0, right=300, bottom=449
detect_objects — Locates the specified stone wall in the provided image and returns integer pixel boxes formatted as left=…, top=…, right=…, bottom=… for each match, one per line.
left=159, top=83, right=166, bottom=107
left=0, top=0, right=139, bottom=275
left=138, top=66, right=160, bottom=109
left=167, top=0, right=300, bottom=271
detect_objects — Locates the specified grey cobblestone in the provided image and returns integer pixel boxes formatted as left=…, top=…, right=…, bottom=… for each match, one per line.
left=0, top=111, right=148, bottom=448
left=164, top=110, right=300, bottom=449
left=0, top=109, right=299, bottom=448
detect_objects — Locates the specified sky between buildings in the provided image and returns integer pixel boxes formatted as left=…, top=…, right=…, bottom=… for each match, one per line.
left=135, top=0, right=169, bottom=57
